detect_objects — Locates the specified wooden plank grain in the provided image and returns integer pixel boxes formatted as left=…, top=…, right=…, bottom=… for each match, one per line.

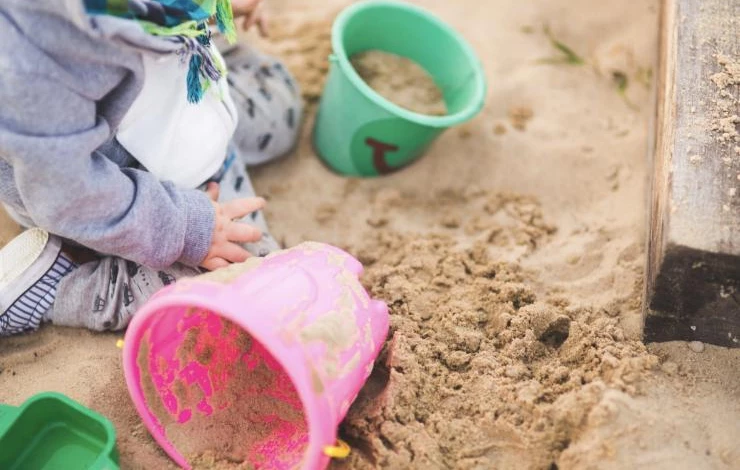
left=645, top=0, right=740, bottom=347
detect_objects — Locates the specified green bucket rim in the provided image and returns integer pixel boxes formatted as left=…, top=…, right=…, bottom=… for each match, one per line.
left=0, top=392, right=119, bottom=469
left=331, top=0, right=487, bottom=129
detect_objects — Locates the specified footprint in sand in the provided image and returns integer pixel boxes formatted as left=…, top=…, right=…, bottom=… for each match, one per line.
left=553, top=234, right=607, bottom=283
left=0, top=327, right=64, bottom=368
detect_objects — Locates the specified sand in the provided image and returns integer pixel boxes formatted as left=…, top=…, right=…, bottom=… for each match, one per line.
left=136, top=315, right=307, bottom=469
left=350, top=51, right=447, bottom=116
left=1, top=0, right=739, bottom=469
left=710, top=53, right=740, bottom=145
left=332, top=231, right=657, bottom=469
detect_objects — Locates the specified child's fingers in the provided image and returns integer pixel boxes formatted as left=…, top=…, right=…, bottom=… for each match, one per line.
left=206, top=182, right=220, bottom=201
left=219, top=242, right=251, bottom=263
left=202, top=257, right=230, bottom=271
left=256, top=11, right=269, bottom=38
left=242, top=3, right=263, bottom=32
left=223, top=197, right=266, bottom=220
left=241, top=12, right=253, bottom=32
left=241, top=11, right=255, bottom=31
left=226, top=221, right=263, bottom=243
left=233, top=0, right=261, bottom=17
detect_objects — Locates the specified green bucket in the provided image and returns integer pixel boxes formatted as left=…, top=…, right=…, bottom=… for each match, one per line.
left=313, top=0, right=487, bottom=177
left=0, top=393, right=119, bottom=470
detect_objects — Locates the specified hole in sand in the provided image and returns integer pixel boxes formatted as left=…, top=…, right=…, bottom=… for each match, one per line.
left=538, top=317, right=571, bottom=348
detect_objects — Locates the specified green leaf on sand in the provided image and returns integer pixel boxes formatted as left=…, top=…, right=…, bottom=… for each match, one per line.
left=612, top=71, right=638, bottom=110
left=613, top=71, right=629, bottom=94
left=635, top=66, right=653, bottom=89
left=521, top=25, right=535, bottom=34
left=538, top=25, right=585, bottom=65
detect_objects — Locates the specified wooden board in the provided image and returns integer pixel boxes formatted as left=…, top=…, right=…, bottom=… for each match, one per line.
left=645, top=0, right=739, bottom=347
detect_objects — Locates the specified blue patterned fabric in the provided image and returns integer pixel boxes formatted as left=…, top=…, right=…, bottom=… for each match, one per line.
left=83, top=0, right=236, bottom=103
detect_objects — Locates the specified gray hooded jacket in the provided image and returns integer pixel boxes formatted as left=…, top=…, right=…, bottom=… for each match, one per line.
left=0, top=0, right=215, bottom=268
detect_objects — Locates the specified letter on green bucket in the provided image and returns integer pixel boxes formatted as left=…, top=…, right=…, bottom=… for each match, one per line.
left=313, top=0, right=487, bottom=178
left=349, top=118, right=440, bottom=176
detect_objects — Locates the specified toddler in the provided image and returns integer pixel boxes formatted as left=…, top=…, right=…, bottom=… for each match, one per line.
left=0, top=0, right=302, bottom=334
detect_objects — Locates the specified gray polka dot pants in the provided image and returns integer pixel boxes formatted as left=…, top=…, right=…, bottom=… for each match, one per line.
left=224, top=44, right=303, bottom=166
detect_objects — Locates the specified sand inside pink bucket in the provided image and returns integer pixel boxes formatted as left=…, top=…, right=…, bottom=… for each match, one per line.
left=137, top=310, right=308, bottom=469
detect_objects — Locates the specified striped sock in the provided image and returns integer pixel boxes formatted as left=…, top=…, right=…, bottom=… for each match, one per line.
left=0, top=254, right=76, bottom=336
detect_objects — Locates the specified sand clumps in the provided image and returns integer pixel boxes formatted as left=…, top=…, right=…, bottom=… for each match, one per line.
left=188, top=451, right=254, bottom=470
left=508, top=106, right=534, bottom=131
left=195, top=257, right=266, bottom=284
left=333, top=233, right=658, bottom=469
left=350, top=51, right=447, bottom=116
left=710, top=53, right=739, bottom=145
left=361, top=187, right=557, bottom=257
left=269, top=15, right=335, bottom=105
left=265, top=14, right=449, bottom=118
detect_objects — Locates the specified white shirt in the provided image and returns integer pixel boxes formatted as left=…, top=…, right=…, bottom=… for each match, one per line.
left=117, top=47, right=238, bottom=189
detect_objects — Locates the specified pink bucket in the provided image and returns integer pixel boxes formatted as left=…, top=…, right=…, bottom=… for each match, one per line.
left=122, top=242, right=389, bottom=469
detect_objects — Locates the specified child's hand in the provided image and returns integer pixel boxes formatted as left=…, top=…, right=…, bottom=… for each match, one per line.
left=200, top=182, right=265, bottom=271
left=231, top=0, right=269, bottom=37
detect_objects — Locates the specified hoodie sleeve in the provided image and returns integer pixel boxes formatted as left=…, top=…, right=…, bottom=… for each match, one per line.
left=0, top=68, right=215, bottom=269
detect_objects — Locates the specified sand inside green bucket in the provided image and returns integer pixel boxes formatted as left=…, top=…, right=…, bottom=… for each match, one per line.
left=350, top=50, right=448, bottom=116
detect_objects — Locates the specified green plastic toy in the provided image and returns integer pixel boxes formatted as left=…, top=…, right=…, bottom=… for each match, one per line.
left=0, top=392, right=119, bottom=470
left=313, top=0, right=487, bottom=177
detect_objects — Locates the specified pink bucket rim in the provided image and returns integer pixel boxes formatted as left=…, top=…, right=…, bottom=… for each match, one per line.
left=122, top=284, right=335, bottom=469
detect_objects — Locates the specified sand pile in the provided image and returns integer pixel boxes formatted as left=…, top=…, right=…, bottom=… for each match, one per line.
left=332, top=232, right=657, bottom=469
left=351, top=51, right=447, bottom=116
left=269, top=15, right=335, bottom=106
left=354, top=187, right=556, bottom=254
left=710, top=53, right=740, bottom=145
left=270, top=18, right=448, bottom=117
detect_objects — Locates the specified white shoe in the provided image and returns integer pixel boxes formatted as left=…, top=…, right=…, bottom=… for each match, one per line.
left=0, top=229, right=75, bottom=335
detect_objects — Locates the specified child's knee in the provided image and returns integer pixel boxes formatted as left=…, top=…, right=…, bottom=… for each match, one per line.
left=252, top=71, right=303, bottom=162
left=227, top=50, right=304, bottom=165
left=267, top=97, right=303, bottom=158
